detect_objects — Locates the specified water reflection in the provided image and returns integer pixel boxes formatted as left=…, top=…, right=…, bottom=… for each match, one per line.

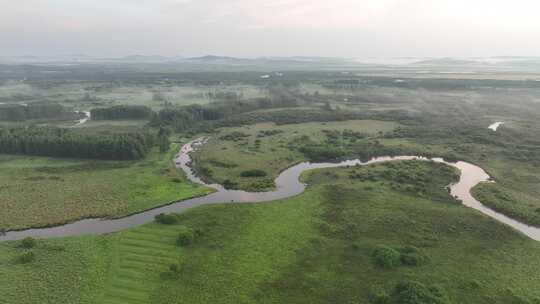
left=2, top=138, right=539, bottom=242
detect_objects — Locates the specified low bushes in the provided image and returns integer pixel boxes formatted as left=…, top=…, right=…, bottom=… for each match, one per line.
left=372, top=245, right=427, bottom=269
left=208, top=159, right=238, bottom=168
left=222, top=179, right=239, bottom=190
left=299, top=145, right=345, bottom=161
left=399, top=246, right=427, bottom=266
left=368, top=280, right=450, bottom=304
left=372, top=245, right=402, bottom=269
left=240, top=169, right=268, bottom=178
left=219, top=131, right=250, bottom=141
left=257, top=130, right=284, bottom=137
left=218, top=108, right=366, bottom=127
left=155, top=213, right=178, bottom=225
left=153, top=215, right=198, bottom=247
left=176, top=226, right=195, bottom=246
left=368, top=290, right=391, bottom=304
left=21, top=237, right=36, bottom=249
left=161, top=263, right=182, bottom=280
left=18, top=251, right=36, bottom=264
left=392, top=281, right=450, bottom=304
left=247, top=179, right=275, bottom=191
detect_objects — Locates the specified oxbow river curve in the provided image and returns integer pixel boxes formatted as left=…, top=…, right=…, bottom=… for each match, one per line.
left=2, top=138, right=540, bottom=241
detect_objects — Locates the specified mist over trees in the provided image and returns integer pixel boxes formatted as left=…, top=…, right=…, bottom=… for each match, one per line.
left=148, top=92, right=307, bottom=132
left=0, top=104, right=73, bottom=121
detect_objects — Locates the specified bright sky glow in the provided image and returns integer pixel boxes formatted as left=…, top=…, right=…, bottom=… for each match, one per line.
left=1, top=0, right=539, bottom=57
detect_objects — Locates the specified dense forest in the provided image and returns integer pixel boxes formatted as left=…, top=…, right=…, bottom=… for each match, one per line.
left=150, top=104, right=223, bottom=131
left=149, top=93, right=313, bottom=132
left=91, top=105, right=153, bottom=120
left=0, top=103, right=73, bottom=121
left=0, top=127, right=157, bottom=160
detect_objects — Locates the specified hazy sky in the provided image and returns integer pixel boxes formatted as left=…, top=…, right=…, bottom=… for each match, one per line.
left=1, top=0, right=540, bottom=57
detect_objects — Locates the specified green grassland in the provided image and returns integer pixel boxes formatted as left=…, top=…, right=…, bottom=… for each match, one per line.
left=193, top=120, right=398, bottom=191
left=381, top=138, right=540, bottom=227
left=377, top=125, right=540, bottom=227
left=0, top=144, right=212, bottom=230
left=3, top=71, right=540, bottom=304
left=194, top=109, right=540, bottom=227
left=3, top=161, right=540, bottom=304
left=0, top=235, right=113, bottom=304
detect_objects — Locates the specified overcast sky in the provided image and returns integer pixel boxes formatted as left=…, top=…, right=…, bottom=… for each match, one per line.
left=1, top=0, right=540, bottom=58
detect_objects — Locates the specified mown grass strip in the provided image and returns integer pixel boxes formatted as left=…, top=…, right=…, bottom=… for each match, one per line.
left=100, top=225, right=181, bottom=304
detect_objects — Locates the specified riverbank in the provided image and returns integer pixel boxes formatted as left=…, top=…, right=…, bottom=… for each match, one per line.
left=0, top=144, right=211, bottom=231
left=3, top=158, right=540, bottom=304
left=4, top=138, right=540, bottom=242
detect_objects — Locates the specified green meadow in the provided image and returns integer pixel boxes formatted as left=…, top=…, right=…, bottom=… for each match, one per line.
left=193, top=120, right=398, bottom=191
left=0, top=144, right=211, bottom=230
left=3, top=68, right=540, bottom=304
left=2, top=161, right=540, bottom=304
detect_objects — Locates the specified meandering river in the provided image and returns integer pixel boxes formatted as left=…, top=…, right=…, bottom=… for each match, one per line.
left=2, top=139, right=539, bottom=242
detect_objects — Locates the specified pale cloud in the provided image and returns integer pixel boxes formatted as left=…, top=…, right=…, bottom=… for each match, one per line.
left=224, top=0, right=400, bottom=29
left=203, top=0, right=540, bottom=30
left=0, top=0, right=539, bottom=57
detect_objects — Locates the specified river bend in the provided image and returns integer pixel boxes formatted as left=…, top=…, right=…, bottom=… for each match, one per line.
left=2, top=139, right=539, bottom=241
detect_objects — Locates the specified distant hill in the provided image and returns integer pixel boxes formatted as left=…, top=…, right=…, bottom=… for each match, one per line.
left=188, top=55, right=243, bottom=61
left=109, top=55, right=174, bottom=62
left=413, top=58, right=479, bottom=65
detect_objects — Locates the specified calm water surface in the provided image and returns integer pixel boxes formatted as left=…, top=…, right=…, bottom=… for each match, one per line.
left=2, top=138, right=539, bottom=241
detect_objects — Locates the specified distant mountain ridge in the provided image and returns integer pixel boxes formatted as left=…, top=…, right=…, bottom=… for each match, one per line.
left=1, top=55, right=539, bottom=72
left=413, top=58, right=478, bottom=65
left=188, top=55, right=241, bottom=61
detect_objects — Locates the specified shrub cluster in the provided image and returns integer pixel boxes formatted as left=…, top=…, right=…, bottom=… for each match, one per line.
left=222, top=179, right=239, bottom=190
left=372, top=245, right=427, bottom=269
left=372, top=245, right=402, bottom=269
left=219, top=131, right=250, bottom=141
left=21, top=237, right=36, bottom=249
left=299, top=145, right=345, bottom=161
left=369, top=280, right=450, bottom=304
left=176, top=226, right=195, bottom=246
left=257, top=130, right=284, bottom=137
left=18, top=251, right=35, bottom=264
left=392, top=281, right=450, bottom=304
left=208, top=159, right=238, bottom=168
left=240, top=169, right=268, bottom=178
left=399, top=246, right=427, bottom=266
left=155, top=213, right=178, bottom=225
left=161, top=263, right=182, bottom=280
left=219, top=108, right=366, bottom=128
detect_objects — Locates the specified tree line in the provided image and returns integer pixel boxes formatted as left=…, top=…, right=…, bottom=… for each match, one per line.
left=149, top=104, right=223, bottom=132
left=91, top=105, right=153, bottom=120
left=0, top=103, right=73, bottom=121
left=148, top=93, right=307, bottom=132
left=0, top=127, right=159, bottom=160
